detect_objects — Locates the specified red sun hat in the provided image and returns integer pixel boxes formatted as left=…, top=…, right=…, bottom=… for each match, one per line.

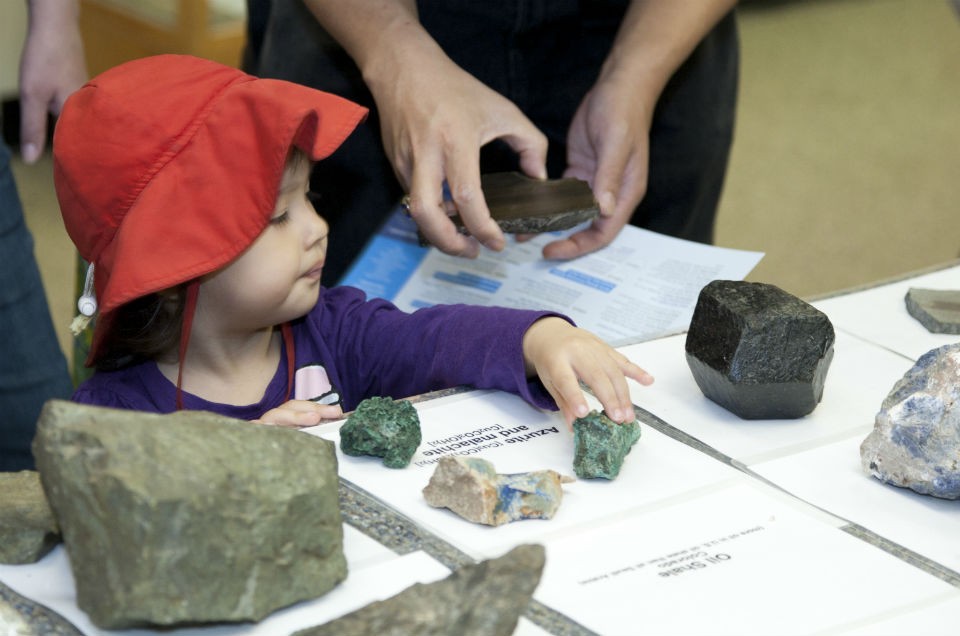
left=54, top=54, right=368, bottom=366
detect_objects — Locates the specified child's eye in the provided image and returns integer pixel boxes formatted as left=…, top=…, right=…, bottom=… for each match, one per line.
left=269, top=211, right=290, bottom=226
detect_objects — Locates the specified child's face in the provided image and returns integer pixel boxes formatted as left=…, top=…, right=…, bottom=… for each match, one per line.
left=199, top=156, right=328, bottom=329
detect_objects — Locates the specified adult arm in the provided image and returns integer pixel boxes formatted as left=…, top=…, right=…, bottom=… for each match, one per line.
left=300, top=0, right=548, bottom=258
left=545, top=0, right=738, bottom=260
left=20, top=0, right=88, bottom=164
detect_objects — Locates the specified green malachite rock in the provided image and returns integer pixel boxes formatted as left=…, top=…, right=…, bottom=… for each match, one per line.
left=340, top=397, right=422, bottom=468
left=572, top=411, right=641, bottom=480
left=0, top=471, right=60, bottom=564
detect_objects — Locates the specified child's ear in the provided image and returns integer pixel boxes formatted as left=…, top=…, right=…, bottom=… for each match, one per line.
left=157, top=286, right=185, bottom=309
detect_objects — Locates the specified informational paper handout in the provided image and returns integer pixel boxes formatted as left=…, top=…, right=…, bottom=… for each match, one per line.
left=341, top=210, right=763, bottom=344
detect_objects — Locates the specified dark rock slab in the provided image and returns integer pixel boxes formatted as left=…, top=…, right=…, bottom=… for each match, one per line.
left=685, top=280, right=835, bottom=419
left=418, top=172, right=599, bottom=244
left=572, top=411, right=641, bottom=480
left=32, top=400, right=345, bottom=629
left=0, top=471, right=60, bottom=564
left=340, top=396, right=422, bottom=468
left=905, top=288, right=960, bottom=334
left=861, top=343, right=960, bottom=499
left=294, top=544, right=545, bottom=636
left=423, top=456, right=573, bottom=526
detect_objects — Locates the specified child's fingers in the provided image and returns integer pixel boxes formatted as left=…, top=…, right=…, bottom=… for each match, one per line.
left=544, top=370, right=590, bottom=427
left=257, top=401, right=344, bottom=428
left=621, top=357, right=654, bottom=386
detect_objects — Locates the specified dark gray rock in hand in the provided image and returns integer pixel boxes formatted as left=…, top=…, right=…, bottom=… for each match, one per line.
left=905, top=288, right=960, bottom=334
left=32, top=400, right=345, bottom=629
left=294, top=544, right=546, bottom=636
left=685, top=280, right=835, bottom=419
left=0, top=470, right=60, bottom=564
left=340, top=396, right=422, bottom=468
left=861, top=343, right=960, bottom=499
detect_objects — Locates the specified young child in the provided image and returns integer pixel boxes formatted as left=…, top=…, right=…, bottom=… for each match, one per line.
left=55, top=55, right=652, bottom=428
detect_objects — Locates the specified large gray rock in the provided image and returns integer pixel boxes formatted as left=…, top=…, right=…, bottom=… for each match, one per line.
left=294, top=544, right=546, bottom=636
left=861, top=343, right=960, bottom=499
left=0, top=471, right=60, bottom=564
left=32, top=400, right=345, bottom=629
left=685, top=280, right=835, bottom=419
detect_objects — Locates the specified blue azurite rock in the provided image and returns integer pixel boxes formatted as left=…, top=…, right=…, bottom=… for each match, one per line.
left=339, top=397, right=421, bottom=468
left=422, top=456, right=574, bottom=526
left=572, top=410, right=641, bottom=480
left=860, top=343, right=960, bottom=499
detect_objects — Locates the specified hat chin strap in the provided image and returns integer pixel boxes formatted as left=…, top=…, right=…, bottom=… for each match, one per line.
left=175, top=281, right=295, bottom=411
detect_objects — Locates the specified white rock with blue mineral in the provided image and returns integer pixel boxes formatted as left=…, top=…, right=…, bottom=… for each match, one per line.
left=860, top=343, right=960, bottom=499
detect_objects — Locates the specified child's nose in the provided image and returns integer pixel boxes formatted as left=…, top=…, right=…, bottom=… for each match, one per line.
left=306, top=211, right=329, bottom=247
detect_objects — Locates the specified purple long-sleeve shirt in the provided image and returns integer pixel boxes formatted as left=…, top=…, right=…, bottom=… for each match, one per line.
left=72, top=286, right=564, bottom=418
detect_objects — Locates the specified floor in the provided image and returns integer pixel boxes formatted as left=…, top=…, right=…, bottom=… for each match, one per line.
left=12, top=0, right=960, bottom=369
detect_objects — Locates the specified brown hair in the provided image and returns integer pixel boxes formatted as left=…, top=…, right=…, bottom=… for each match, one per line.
left=95, top=286, right=187, bottom=371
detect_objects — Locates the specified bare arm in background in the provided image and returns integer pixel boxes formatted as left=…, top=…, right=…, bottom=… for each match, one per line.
left=301, top=0, right=735, bottom=260
left=549, top=0, right=738, bottom=259
left=20, top=0, right=88, bottom=164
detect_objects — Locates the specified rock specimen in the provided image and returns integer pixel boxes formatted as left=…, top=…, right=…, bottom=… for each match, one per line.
left=0, top=471, right=60, bottom=564
left=294, top=544, right=545, bottom=636
left=423, top=456, right=573, bottom=526
left=419, top=172, right=598, bottom=245
left=685, top=280, right=835, bottom=419
left=905, top=288, right=960, bottom=334
left=32, top=400, right=345, bottom=629
left=572, top=411, right=641, bottom=480
left=340, top=396, right=422, bottom=468
left=860, top=343, right=960, bottom=499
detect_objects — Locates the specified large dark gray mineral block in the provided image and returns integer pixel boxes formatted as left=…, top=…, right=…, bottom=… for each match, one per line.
left=861, top=343, right=960, bottom=499
left=32, top=400, right=345, bottom=629
left=294, top=544, right=545, bottom=636
left=685, top=280, right=835, bottom=419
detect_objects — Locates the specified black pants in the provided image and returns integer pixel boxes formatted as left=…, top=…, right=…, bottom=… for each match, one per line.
left=250, top=0, right=739, bottom=286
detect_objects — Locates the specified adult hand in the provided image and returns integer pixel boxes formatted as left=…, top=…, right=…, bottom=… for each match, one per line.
left=372, top=44, right=548, bottom=257
left=19, top=0, right=87, bottom=164
left=541, top=70, right=655, bottom=261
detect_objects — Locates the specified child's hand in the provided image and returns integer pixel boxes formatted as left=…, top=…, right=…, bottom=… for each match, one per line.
left=523, top=317, right=654, bottom=427
left=255, top=400, right=344, bottom=428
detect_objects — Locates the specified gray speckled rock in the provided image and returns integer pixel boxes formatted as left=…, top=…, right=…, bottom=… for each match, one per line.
left=572, top=411, right=641, bottom=480
left=905, top=288, right=960, bottom=334
left=0, top=471, right=60, bottom=564
left=32, top=400, right=345, bottom=629
left=340, top=397, right=421, bottom=468
left=861, top=343, right=960, bottom=499
left=423, top=456, right=573, bottom=526
left=685, top=280, right=835, bottom=419
left=294, top=544, right=546, bottom=636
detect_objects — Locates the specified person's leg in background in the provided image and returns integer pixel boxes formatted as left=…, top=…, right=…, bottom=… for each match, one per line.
left=0, top=141, right=73, bottom=471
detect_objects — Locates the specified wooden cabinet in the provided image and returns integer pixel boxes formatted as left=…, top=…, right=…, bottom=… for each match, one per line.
left=80, top=0, right=246, bottom=75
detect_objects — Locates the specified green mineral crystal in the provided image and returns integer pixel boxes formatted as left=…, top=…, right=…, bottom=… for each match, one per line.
left=572, top=410, right=641, bottom=480
left=340, top=397, right=422, bottom=468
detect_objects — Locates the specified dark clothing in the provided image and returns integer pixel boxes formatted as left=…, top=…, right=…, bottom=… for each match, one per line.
left=0, top=142, right=73, bottom=470
left=248, top=0, right=739, bottom=286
